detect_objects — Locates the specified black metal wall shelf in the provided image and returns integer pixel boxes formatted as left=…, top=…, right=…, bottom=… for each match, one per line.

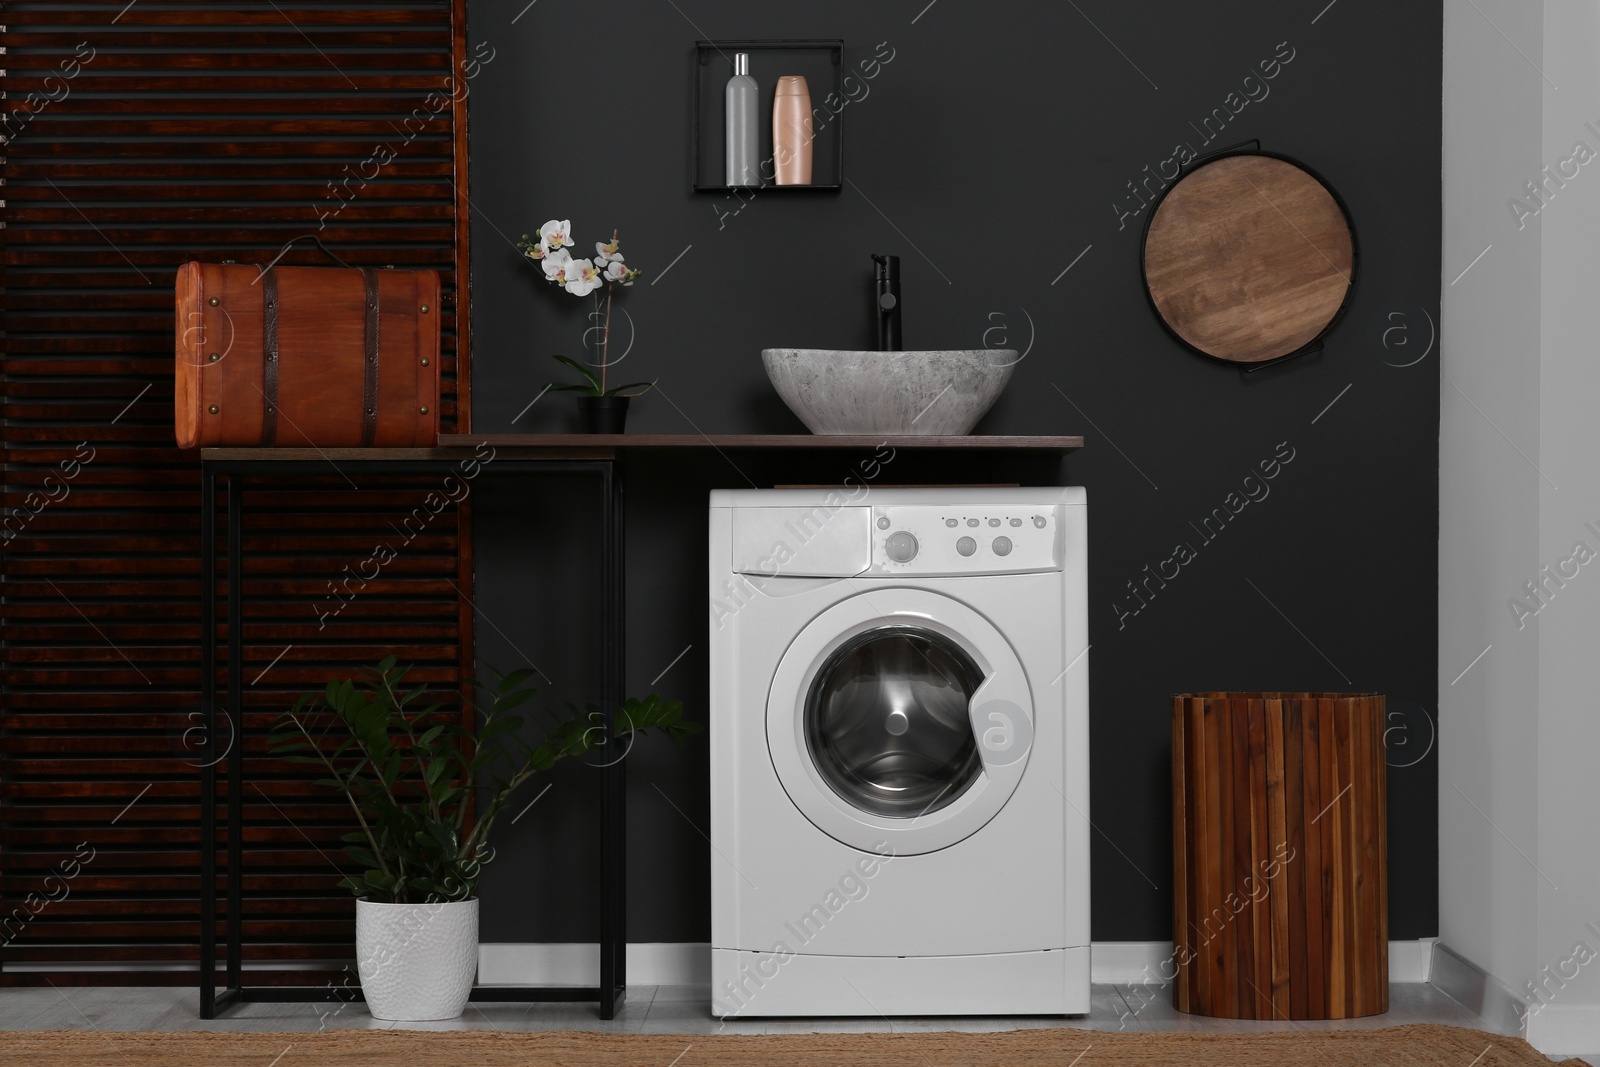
left=691, top=39, right=844, bottom=193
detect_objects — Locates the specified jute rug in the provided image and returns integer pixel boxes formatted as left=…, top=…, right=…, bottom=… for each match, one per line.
left=0, top=1023, right=1580, bottom=1067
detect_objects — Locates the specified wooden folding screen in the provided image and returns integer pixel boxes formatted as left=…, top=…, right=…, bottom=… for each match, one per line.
left=0, top=0, right=475, bottom=984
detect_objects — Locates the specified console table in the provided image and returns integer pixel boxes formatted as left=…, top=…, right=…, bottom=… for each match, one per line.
left=196, top=434, right=1081, bottom=1020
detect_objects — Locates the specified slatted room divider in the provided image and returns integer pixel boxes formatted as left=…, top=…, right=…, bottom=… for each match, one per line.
left=0, top=0, right=475, bottom=985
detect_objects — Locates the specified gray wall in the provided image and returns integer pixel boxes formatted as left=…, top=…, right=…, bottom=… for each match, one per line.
left=465, top=0, right=1442, bottom=945
left=1533, top=2, right=1600, bottom=1045
left=1442, top=0, right=1600, bottom=1053
left=1439, top=0, right=1542, bottom=1011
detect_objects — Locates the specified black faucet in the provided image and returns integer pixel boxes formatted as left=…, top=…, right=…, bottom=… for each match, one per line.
left=872, top=253, right=901, bottom=351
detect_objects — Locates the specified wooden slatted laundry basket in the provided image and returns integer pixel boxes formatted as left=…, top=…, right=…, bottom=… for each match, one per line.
left=1171, top=693, right=1388, bottom=1019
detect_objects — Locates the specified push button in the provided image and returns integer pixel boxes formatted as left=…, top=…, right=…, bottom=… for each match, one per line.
left=988, top=518, right=1001, bottom=527
left=877, top=516, right=891, bottom=530
left=956, top=536, right=977, bottom=557
left=966, top=518, right=980, bottom=528
left=993, top=536, right=1013, bottom=556
left=1032, top=515, right=1047, bottom=529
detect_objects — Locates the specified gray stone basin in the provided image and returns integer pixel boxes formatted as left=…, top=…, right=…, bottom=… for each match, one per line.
left=761, top=348, right=1017, bottom=436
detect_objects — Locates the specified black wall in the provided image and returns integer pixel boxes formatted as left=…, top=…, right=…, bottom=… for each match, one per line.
left=466, top=0, right=1441, bottom=945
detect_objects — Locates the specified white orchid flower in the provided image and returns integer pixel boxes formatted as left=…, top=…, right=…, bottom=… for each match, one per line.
left=541, top=247, right=572, bottom=284
left=595, top=237, right=622, bottom=264
left=603, top=259, right=634, bottom=286
left=538, top=218, right=573, bottom=253
left=564, top=257, right=605, bottom=296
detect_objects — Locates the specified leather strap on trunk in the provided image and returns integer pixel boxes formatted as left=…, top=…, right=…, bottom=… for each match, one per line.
left=261, top=267, right=280, bottom=445
left=360, top=268, right=380, bottom=446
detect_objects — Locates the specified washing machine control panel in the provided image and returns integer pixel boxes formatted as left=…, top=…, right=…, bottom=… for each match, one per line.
left=867, top=505, right=1062, bottom=575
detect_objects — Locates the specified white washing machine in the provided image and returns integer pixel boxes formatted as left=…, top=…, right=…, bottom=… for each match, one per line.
left=708, top=487, right=1090, bottom=1017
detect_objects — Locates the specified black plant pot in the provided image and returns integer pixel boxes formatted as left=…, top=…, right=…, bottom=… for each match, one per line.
left=577, top=395, right=630, bottom=434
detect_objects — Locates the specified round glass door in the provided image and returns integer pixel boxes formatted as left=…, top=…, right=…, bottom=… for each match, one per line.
left=767, top=588, right=1034, bottom=855
left=804, top=626, right=983, bottom=818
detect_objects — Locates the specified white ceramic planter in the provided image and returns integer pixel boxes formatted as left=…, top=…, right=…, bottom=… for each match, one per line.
left=355, top=897, right=478, bottom=1021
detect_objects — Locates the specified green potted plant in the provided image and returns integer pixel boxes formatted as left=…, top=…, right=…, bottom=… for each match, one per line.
left=269, top=656, right=696, bottom=1022
left=517, top=220, right=654, bottom=433
left=548, top=354, right=656, bottom=434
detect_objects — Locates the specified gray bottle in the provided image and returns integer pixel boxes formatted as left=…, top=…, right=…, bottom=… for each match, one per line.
left=725, top=52, right=759, bottom=187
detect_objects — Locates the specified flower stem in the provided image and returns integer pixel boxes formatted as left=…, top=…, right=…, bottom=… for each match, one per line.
left=602, top=287, right=613, bottom=394
left=601, top=228, right=619, bottom=394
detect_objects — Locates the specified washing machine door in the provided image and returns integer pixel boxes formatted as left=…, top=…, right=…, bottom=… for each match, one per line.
left=766, top=587, right=1034, bottom=855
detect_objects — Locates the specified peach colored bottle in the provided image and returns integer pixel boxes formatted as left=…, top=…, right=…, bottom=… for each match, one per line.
left=772, top=75, right=813, bottom=186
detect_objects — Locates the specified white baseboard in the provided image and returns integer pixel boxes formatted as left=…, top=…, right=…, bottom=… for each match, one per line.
left=1394, top=937, right=1440, bottom=984
left=475, top=940, right=1439, bottom=988
left=1089, top=940, right=1435, bottom=985
left=477, top=943, right=711, bottom=987
left=3, top=940, right=1445, bottom=988
left=1523, top=1003, right=1600, bottom=1055
left=1428, top=941, right=1526, bottom=1039
left=1430, top=940, right=1600, bottom=1054
left=1088, top=942, right=1178, bottom=984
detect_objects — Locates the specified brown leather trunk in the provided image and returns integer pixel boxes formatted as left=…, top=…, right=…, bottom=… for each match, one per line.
left=175, top=261, right=441, bottom=449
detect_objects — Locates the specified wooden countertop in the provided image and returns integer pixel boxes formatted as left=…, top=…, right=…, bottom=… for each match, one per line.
left=201, top=434, right=1084, bottom=462
left=441, top=434, right=1082, bottom=451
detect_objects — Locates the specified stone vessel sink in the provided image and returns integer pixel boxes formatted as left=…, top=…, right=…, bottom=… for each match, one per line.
left=761, top=348, right=1017, bottom=436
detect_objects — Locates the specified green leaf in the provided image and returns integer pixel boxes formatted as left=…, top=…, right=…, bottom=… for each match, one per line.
left=495, top=667, right=539, bottom=696
left=493, top=688, right=537, bottom=712
left=604, top=379, right=657, bottom=398
left=346, top=847, right=381, bottom=871
left=550, top=354, right=601, bottom=392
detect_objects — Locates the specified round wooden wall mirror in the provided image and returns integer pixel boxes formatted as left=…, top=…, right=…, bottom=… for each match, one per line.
left=1141, top=152, right=1356, bottom=366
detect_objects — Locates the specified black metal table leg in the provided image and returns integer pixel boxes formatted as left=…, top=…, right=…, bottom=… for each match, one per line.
left=598, top=459, right=626, bottom=1020
left=227, top=477, right=244, bottom=993
left=199, top=467, right=217, bottom=1019
left=612, top=461, right=628, bottom=1008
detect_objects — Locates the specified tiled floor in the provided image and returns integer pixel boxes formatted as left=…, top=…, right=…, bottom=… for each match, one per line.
left=0, top=979, right=1584, bottom=1062
left=0, top=982, right=1594, bottom=1062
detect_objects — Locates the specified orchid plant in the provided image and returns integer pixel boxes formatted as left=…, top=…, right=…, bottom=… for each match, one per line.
left=517, top=219, right=654, bottom=398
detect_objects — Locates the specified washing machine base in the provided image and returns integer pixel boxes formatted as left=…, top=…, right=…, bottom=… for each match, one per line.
left=709, top=946, right=1090, bottom=1017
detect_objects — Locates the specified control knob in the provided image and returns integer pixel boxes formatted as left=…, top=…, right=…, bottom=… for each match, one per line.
left=884, top=531, right=919, bottom=562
